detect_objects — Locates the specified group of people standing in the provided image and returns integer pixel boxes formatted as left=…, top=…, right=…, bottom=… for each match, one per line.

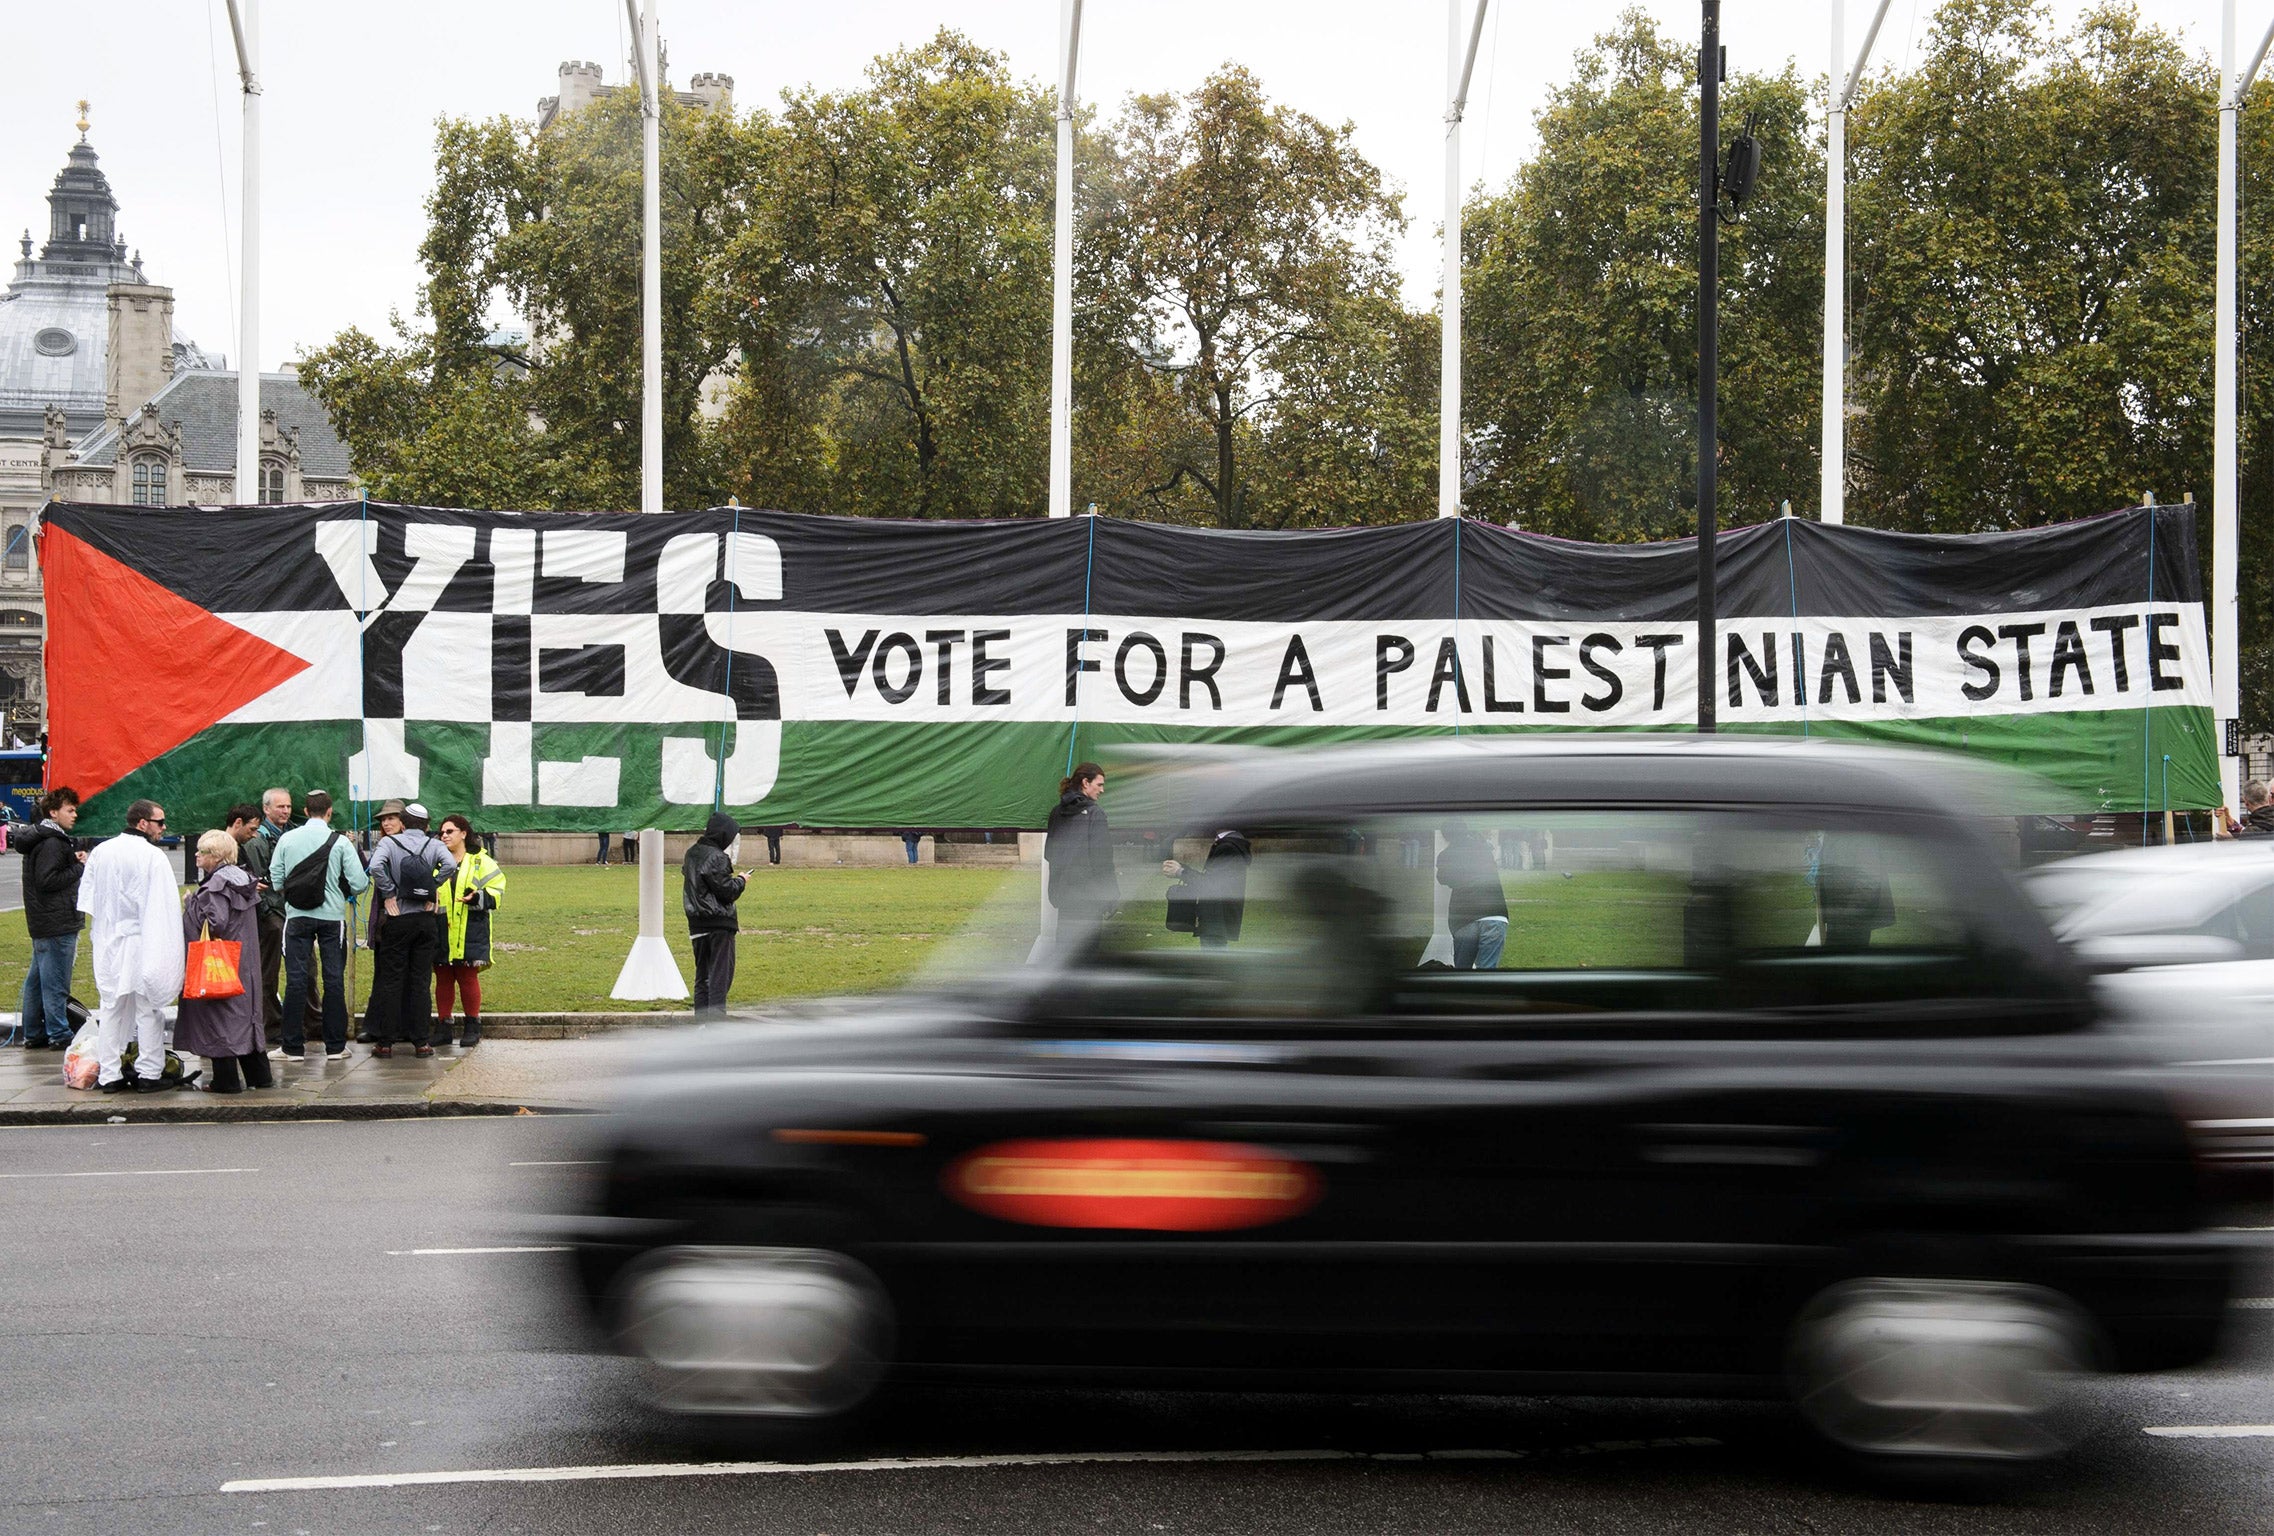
left=13, top=786, right=506, bottom=1091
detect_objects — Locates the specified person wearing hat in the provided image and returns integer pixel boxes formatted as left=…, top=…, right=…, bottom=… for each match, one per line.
left=363, top=799, right=457, bottom=1057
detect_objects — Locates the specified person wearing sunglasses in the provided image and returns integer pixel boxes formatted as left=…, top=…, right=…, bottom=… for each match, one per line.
left=75, top=800, right=187, bottom=1093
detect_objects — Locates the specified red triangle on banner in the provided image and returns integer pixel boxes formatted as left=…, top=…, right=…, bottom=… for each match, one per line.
left=43, top=525, right=314, bottom=801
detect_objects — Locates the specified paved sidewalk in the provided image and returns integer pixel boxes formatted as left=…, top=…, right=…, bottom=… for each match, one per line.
left=0, top=1034, right=661, bottom=1122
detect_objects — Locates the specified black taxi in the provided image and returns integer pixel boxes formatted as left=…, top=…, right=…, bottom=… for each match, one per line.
left=560, top=738, right=2235, bottom=1476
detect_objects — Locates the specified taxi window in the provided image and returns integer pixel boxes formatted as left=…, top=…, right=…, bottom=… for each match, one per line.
left=1051, top=810, right=2057, bottom=1031
left=1372, top=812, right=2048, bottom=1024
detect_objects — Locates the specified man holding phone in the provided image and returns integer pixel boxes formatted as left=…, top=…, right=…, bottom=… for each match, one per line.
left=681, top=812, right=752, bottom=1018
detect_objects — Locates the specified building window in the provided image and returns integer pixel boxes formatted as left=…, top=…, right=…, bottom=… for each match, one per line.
left=2, top=524, right=26, bottom=572
left=131, top=457, right=165, bottom=506
left=260, top=460, right=286, bottom=504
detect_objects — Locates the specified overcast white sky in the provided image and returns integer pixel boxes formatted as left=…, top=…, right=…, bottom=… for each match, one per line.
left=2, top=1, right=2240, bottom=368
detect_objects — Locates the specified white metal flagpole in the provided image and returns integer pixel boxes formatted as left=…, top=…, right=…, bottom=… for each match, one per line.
left=223, top=0, right=260, bottom=505
left=1439, top=0, right=1489, bottom=519
left=612, top=1, right=679, bottom=1002
left=1048, top=0, right=1084, bottom=520
left=2215, top=3, right=2274, bottom=814
left=1820, top=0, right=1893, bottom=527
left=629, top=0, right=664, bottom=517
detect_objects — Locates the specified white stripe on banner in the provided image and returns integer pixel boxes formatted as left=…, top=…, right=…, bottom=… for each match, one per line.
left=218, top=603, right=2210, bottom=734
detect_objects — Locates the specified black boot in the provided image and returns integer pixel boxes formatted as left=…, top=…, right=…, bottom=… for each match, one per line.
left=209, top=1055, right=244, bottom=1094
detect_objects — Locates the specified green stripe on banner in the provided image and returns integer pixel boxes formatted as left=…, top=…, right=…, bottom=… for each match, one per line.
left=78, top=705, right=2218, bottom=836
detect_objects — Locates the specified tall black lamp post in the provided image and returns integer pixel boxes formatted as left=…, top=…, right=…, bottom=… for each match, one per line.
left=1697, top=0, right=1760, bottom=733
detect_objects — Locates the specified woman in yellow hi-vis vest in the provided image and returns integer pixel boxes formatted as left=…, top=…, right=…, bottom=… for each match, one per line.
left=433, top=814, right=506, bottom=1048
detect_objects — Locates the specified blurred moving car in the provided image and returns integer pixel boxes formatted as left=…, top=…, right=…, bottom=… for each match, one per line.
left=560, top=739, right=2235, bottom=1482
left=2024, top=843, right=2274, bottom=1205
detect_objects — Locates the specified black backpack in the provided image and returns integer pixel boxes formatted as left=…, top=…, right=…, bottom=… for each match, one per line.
left=384, top=833, right=440, bottom=903
left=279, top=829, right=342, bottom=910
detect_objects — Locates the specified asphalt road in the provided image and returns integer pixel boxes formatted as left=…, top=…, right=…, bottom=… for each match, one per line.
left=4, top=1116, right=2274, bottom=1535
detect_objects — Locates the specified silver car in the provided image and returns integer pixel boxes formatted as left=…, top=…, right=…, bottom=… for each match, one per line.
left=2024, top=844, right=2274, bottom=1202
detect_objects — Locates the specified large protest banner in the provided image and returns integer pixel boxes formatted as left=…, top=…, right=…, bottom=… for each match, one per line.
left=38, top=500, right=2215, bottom=832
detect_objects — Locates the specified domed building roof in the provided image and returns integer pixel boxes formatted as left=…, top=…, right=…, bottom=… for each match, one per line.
left=0, top=118, right=163, bottom=440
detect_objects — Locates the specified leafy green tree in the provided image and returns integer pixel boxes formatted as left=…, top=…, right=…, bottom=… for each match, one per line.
left=712, top=32, right=1057, bottom=518
left=304, top=91, right=748, bottom=510
left=1459, top=10, right=1823, bottom=541
left=1076, top=66, right=1424, bottom=527
left=1844, top=0, right=2216, bottom=532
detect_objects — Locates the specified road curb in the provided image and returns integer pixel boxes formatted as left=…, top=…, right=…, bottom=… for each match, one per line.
left=465, top=1014, right=690, bottom=1038
left=0, top=1097, right=598, bottom=1126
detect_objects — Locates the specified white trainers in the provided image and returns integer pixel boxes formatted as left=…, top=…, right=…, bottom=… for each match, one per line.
left=325, top=1047, right=352, bottom=1062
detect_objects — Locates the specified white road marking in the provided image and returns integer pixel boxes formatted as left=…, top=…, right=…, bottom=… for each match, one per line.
left=2146, top=1425, right=2274, bottom=1438
left=383, top=1246, right=573, bottom=1256
left=0, top=1167, right=258, bottom=1179
left=2233, top=1298, right=2274, bottom=1309
left=508, top=1160, right=603, bottom=1167
left=220, top=1440, right=1720, bottom=1493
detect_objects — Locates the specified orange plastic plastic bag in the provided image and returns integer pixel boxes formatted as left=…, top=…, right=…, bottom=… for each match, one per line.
left=182, top=926, right=244, bottom=1001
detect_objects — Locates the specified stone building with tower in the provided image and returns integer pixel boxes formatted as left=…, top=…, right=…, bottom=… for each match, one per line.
left=0, top=110, right=354, bottom=734
left=537, top=56, right=732, bottom=132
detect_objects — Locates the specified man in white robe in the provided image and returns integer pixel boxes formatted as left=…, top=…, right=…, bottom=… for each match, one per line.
left=75, top=799, right=186, bottom=1092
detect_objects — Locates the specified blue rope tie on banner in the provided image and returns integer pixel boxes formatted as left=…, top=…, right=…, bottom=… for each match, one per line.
left=2143, top=507, right=2157, bottom=845
left=716, top=503, right=738, bottom=810
left=1784, top=517, right=1807, bottom=737
left=1066, top=513, right=1097, bottom=776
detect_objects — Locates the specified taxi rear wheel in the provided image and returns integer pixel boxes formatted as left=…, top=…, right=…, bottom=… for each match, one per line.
left=612, top=1244, right=895, bottom=1429
left=1786, top=1276, right=2094, bottom=1487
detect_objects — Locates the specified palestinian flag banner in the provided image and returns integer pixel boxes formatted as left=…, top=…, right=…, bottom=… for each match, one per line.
left=37, top=500, right=2216, bottom=833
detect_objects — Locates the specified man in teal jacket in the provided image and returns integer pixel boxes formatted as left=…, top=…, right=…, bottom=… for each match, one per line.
left=270, top=790, right=371, bottom=1060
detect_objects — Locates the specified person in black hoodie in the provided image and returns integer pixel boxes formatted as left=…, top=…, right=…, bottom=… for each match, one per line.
left=682, top=812, right=750, bottom=1017
left=1044, top=763, right=1117, bottom=948
left=15, top=787, right=85, bottom=1049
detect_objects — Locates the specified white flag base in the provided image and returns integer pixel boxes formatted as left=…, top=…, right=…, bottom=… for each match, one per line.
left=612, top=827, right=688, bottom=1001
left=612, top=934, right=688, bottom=1001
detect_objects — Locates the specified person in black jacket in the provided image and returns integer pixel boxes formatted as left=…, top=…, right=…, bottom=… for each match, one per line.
left=15, top=787, right=86, bottom=1049
left=1044, top=763, right=1117, bottom=948
left=1436, top=822, right=1508, bottom=970
left=682, top=812, right=750, bottom=1017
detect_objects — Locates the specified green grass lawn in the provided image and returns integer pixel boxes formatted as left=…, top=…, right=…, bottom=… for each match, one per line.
left=0, top=864, right=1024, bottom=1017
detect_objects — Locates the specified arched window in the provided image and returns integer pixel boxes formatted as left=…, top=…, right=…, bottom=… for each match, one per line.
left=2, top=524, right=26, bottom=571
left=130, top=457, right=164, bottom=506
left=260, top=460, right=286, bottom=504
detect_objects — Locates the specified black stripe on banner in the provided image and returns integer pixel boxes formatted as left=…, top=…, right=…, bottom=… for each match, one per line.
left=36, top=502, right=2201, bottom=624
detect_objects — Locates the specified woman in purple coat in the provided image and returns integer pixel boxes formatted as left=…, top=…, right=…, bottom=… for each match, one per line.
left=180, top=829, right=272, bottom=1093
